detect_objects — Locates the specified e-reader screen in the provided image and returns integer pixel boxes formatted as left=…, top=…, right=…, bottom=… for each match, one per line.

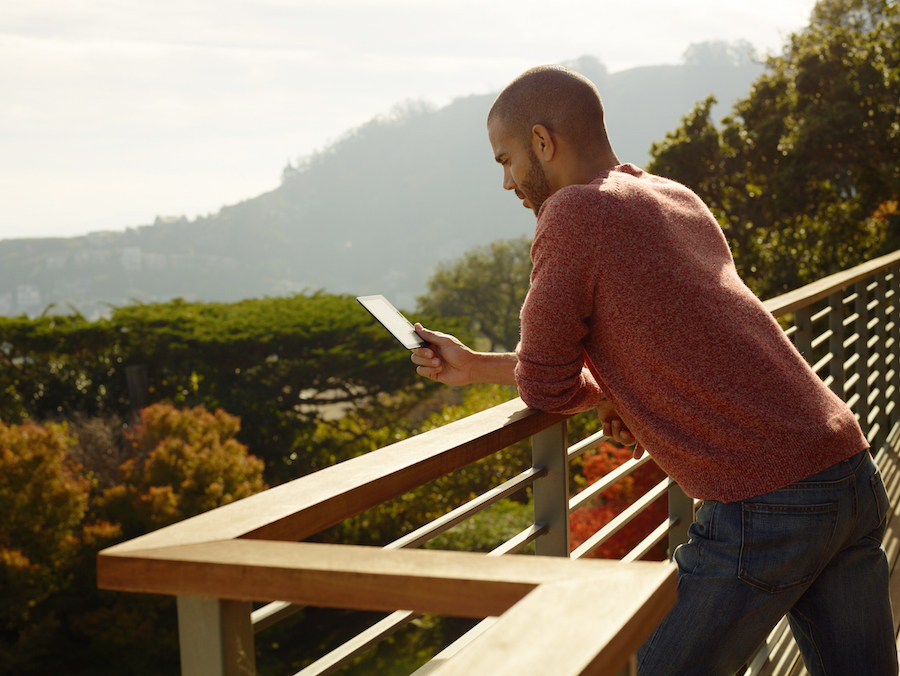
left=357, top=295, right=427, bottom=350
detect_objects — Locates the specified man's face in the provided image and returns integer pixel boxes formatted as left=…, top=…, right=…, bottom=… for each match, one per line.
left=488, top=117, right=552, bottom=217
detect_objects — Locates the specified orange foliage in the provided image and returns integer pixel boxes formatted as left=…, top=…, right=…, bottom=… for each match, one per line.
left=1, top=404, right=267, bottom=673
left=569, top=442, right=668, bottom=560
left=98, top=403, right=266, bottom=534
left=0, top=422, right=116, bottom=631
left=872, top=200, right=899, bottom=221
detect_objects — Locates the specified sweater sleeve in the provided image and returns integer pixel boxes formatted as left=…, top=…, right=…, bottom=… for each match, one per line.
left=515, top=189, right=607, bottom=413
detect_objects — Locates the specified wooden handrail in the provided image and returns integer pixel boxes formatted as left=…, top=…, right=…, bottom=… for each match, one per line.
left=99, top=539, right=676, bottom=676
left=97, top=393, right=578, bottom=675
left=763, top=249, right=900, bottom=317
left=101, top=398, right=565, bottom=559
left=99, top=539, right=670, bottom=618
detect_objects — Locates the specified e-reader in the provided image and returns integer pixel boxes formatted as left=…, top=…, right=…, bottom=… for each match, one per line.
left=357, top=295, right=427, bottom=350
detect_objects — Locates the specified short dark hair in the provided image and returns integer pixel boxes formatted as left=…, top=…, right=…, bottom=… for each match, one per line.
left=488, top=65, right=610, bottom=157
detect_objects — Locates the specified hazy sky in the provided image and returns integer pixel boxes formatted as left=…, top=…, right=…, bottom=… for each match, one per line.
left=1, top=0, right=817, bottom=241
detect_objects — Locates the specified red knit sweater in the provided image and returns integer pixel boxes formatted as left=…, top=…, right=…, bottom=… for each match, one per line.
left=515, top=164, right=867, bottom=502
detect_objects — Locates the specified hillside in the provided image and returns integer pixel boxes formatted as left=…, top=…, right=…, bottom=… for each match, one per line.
left=0, top=43, right=764, bottom=316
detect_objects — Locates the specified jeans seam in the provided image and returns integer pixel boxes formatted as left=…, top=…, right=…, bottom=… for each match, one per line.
left=789, top=606, right=828, bottom=676
left=871, top=472, right=888, bottom=525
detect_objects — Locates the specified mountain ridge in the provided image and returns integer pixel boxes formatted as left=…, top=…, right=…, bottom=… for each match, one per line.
left=0, top=44, right=764, bottom=317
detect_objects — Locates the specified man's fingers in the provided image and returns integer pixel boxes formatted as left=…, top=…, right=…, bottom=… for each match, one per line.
left=412, top=349, right=441, bottom=371
left=414, top=322, right=448, bottom=345
left=615, top=421, right=633, bottom=441
left=611, top=419, right=631, bottom=443
left=415, top=364, right=442, bottom=380
left=598, top=411, right=642, bottom=452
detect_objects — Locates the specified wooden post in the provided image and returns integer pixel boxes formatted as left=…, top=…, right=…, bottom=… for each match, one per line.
left=875, top=272, right=889, bottom=449
left=531, top=420, right=570, bottom=557
left=828, top=291, right=846, bottom=401
left=124, top=363, right=149, bottom=409
left=856, top=280, right=872, bottom=440
left=177, top=596, right=256, bottom=676
left=793, top=305, right=813, bottom=363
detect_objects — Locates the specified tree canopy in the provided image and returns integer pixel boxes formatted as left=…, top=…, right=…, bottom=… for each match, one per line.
left=648, top=0, right=900, bottom=297
left=0, top=293, right=440, bottom=483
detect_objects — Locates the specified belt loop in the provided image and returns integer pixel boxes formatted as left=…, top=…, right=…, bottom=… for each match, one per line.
left=850, top=448, right=870, bottom=476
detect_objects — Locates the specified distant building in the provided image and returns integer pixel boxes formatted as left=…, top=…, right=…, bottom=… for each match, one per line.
left=201, top=255, right=238, bottom=270
left=169, top=253, right=193, bottom=269
left=73, top=249, right=109, bottom=267
left=154, top=215, right=188, bottom=226
left=52, top=279, right=88, bottom=302
left=121, top=247, right=142, bottom=271
left=86, top=231, right=119, bottom=247
left=144, top=252, right=168, bottom=270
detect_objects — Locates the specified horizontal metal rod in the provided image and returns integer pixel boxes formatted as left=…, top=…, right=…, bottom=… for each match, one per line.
left=621, top=518, right=676, bottom=563
left=571, top=479, right=671, bottom=560
left=569, top=455, right=654, bottom=514
left=567, top=430, right=611, bottom=460
left=386, top=466, right=545, bottom=551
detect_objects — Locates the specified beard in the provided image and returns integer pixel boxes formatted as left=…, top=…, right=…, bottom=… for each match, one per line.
left=519, top=147, right=552, bottom=216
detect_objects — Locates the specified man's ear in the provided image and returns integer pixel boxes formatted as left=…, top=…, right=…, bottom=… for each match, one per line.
left=530, top=124, right=556, bottom=162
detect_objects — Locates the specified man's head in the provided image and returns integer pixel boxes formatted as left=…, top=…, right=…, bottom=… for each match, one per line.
left=487, top=65, right=617, bottom=215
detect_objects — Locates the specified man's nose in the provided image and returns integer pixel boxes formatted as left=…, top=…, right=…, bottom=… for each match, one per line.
left=502, top=169, right=516, bottom=191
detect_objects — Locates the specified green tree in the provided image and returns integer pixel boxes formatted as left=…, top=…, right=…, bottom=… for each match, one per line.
left=648, top=0, right=900, bottom=297
left=418, top=236, right=532, bottom=352
left=309, top=383, right=527, bottom=547
left=0, top=293, right=434, bottom=483
left=0, top=311, right=125, bottom=425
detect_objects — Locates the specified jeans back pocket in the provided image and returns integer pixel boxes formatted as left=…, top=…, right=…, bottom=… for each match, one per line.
left=739, top=501, right=839, bottom=593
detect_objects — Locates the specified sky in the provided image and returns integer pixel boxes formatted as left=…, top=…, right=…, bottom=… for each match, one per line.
left=0, top=0, right=818, bottom=241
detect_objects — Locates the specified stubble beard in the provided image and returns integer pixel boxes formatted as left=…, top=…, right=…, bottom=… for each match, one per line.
left=521, top=148, right=552, bottom=217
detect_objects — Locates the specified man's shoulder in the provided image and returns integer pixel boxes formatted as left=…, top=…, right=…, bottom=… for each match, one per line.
left=541, top=164, right=666, bottom=216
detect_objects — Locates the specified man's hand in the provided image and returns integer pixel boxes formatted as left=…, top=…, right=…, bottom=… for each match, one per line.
left=410, top=324, right=478, bottom=386
left=411, top=324, right=519, bottom=387
left=597, top=399, right=646, bottom=459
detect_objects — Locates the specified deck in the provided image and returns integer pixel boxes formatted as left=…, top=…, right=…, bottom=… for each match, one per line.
left=98, top=249, right=900, bottom=675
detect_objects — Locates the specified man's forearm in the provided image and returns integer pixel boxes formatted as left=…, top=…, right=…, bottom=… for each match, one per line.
left=469, top=351, right=518, bottom=386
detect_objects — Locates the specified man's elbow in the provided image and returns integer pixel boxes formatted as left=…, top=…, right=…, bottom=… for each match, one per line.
left=519, top=387, right=586, bottom=415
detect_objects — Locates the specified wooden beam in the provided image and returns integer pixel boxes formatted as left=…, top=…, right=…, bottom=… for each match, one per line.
left=98, top=540, right=672, bottom=621
left=427, top=567, right=676, bottom=676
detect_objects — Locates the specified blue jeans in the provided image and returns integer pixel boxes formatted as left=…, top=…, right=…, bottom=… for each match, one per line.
left=637, top=449, right=897, bottom=676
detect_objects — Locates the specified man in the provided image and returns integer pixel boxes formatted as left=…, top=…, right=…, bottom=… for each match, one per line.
left=411, top=65, right=896, bottom=675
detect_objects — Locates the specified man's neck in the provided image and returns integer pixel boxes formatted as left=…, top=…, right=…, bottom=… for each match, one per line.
left=553, top=150, right=620, bottom=190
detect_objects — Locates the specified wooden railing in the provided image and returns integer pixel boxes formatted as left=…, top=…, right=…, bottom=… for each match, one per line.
left=97, top=249, right=900, bottom=676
